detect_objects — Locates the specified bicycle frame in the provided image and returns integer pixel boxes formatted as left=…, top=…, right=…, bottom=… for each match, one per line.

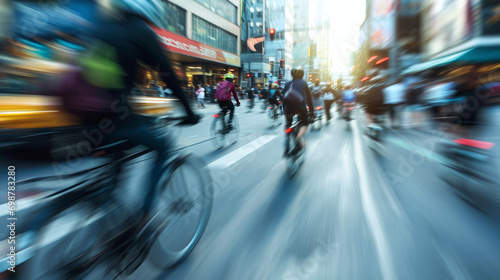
left=4, top=117, right=196, bottom=276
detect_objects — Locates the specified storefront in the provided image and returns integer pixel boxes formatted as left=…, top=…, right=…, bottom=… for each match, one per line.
left=149, top=24, right=241, bottom=90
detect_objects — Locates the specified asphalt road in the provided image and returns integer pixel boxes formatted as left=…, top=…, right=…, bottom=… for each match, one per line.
left=2, top=100, right=500, bottom=280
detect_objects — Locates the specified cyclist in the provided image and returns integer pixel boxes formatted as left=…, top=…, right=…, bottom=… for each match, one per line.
left=282, top=69, right=314, bottom=154
left=246, top=86, right=255, bottom=108
left=310, top=79, right=324, bottom=108
left=260, top=87, right=269, bottom=100
left=60, top=0, right=202, bottom=220
left=334, top=83, right=344, bottom=117
left=260, top=87, right=269, bottom=108
left=341, top=85, right=357, bottom=119
left=323, top=83, right=335, bottom=121
left=366, top=77, right=386, bottom=125
left=215, top=73, right=241, bottom=129
left=268, top=83, right=282, bottom=116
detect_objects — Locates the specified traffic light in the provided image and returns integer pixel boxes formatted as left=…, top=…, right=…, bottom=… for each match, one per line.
left=269, top=28, right=275, bottom=41
left=309, top=74, right=313, bottom=81
left=279, top=74, right=282, bottom=79
left=246, top=73, right=251, bottom=78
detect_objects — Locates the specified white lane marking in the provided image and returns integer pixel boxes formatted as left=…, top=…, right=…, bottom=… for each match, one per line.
left=187, top=135, right=199, bottom=139
left=208, top=135, right=278, bottom=169
left=352, top=120, right=397, bottom=280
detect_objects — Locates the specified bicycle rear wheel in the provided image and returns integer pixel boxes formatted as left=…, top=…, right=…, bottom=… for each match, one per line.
left=210, top=116, right=226, bottom=149
left=268, top=109, right=276, bottom=127
left=149, top=154, right=213, bottom=268
left=285, top=132, right=304, bottom=177
left=226, top=115, right=239, bottom=145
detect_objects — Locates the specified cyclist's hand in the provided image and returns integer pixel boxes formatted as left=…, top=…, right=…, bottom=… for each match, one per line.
left=236, top=102, right=241, bottom=107
left=178, top=114, right=201, bottom=126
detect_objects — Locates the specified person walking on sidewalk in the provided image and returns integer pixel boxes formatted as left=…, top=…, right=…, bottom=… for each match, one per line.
left=323, top=83, right=335, bottom=121
left=383, top=78, right=406, bottom=128
left=196, top=84, right=206, bottom=108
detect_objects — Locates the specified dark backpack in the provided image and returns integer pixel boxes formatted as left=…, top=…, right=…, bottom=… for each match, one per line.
left=216, top=81, right=232, bottom=101
left=282, top=81, right=305, bottom=105
left=57, top=40, right=125, bottom=118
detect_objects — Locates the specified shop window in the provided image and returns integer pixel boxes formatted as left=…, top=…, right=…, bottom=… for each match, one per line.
left=194, top=0, right=238, bottom=25
left=163, top=2, right=186, bottom=36
left=192, top=15, right=237, bottom=54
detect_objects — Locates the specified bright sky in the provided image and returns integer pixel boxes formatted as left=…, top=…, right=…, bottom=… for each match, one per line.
left=323, top=0, right=366, bottom=76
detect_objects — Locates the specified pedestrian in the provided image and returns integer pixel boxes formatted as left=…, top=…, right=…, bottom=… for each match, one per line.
left=382, top=78, right=406, bottom=128
left=405, top=80, right=425, bottom=128
left=323, top=83, right=335, bottom=121
left=196, top=84, right=205, bottom=108
left=310, top=79, right=324, bottom=109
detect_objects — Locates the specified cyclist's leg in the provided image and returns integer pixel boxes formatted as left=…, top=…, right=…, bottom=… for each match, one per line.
left=284, top=113, right=294, bottom=154
left=296, top=107, right=308, bottom=143
left=227, top=101, right=235, bottom=124
left=104, top=115, right=170, bottom=217
left=324, top=100, right=332, bottom=120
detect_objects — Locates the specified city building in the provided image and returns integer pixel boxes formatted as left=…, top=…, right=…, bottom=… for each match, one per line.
left=266, top=0, right=294, bottom=82
left=353, top=0, right=399, bottom=82
left=309, top=0, right=333, bottom=82
left=404, top=0, right=500, bottom=74
left=154, top=0, right=241, bottom=88
left=292, top=0, right=311, bottom=78
left=240, top=0, right=271, bottom=88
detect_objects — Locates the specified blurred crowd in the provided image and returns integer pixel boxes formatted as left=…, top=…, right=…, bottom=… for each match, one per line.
left=353, top=68, right=500, bottom=136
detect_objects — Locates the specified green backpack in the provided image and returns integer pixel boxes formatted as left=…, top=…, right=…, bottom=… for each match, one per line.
left=79, top=40, right=126, bottom=89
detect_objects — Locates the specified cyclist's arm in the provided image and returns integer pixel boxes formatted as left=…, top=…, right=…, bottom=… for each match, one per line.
left=304, top=84, right=314, bottom=111
left=135, top=20, right=195, bottom=117
left=231, top=84, right=240, bottom=104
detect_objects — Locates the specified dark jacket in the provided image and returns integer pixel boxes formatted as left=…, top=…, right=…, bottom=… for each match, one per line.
left=282, top=79, right=313, bottom=111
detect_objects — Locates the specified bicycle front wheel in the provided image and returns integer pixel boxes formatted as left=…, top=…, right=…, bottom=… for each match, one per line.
left=149, top=154, right=213, bottom=269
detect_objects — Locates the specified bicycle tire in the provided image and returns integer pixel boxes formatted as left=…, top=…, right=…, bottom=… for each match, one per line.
left=148, top=154, right=213, bottom=269
left=285, top=130, right=305, bottom=177
left=268, top=109, right=276, bottom=127
left=210, top=116, right=226, bottom=149
left=226, top=115, right=239, bottom=145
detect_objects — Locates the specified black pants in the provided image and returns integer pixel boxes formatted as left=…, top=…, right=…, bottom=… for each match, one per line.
left=387, top=104, right=401, bottom=127
left=284, top=104, right=309, bottom=128
left=324, top=99, right=334, bottom=120
left=218, top=100, right=235, bottom=124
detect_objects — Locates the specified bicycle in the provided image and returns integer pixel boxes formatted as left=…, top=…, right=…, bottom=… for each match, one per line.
left=12, top=116, right=213, bottom=280
left=309, top=105, right=323, bottom=130
left=267, top=102, right=283, bottom=127
left=210, top=105, right=239, bottom=149
left=261, top=99, right=269, bottom=113
left=283, top=116, right=306, bottom=177
left=246, top=99, right=255, bottom=112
